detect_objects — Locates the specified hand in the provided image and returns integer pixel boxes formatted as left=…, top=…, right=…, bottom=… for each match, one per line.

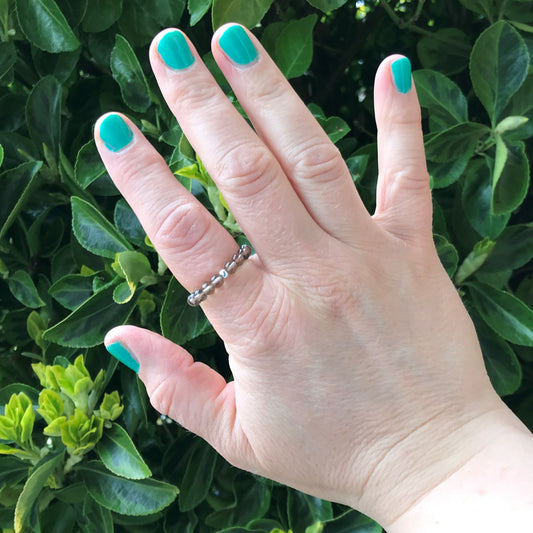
left=95, top=25, right=529, bottom=528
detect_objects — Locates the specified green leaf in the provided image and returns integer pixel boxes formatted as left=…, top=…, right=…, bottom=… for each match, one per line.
left=467, top=282, right=533, bottom=346
left=0, top=145, right=3, bottom=168
left=80, top=462, right=178, bottom=516
left=114, top=251, right=153, bottom=285
left=82, top=0, right=123, bottom=32
left=306, top=0, right=348, bottom=12
left=288, top=491, right=333, bottom=533
left=15, top=0, right=80, bottom=52
left=471, top=310, right=522, bottom=396
left=321, top=510, right=381, bottom=532
left=42, top=283, right=138, bottom=347
left=97, top=423, right=151, bottom=480
left=179, top=440, right=217, bottom=512
left=424, top=122, right=488, bottom=163
left=494, top=115, right=529, bottom=135
left=491, top=139, right=529, bottom=215
left=117, top=0, right=161, bottom=47
left=413, top=70, right=468, bottom=128
left=0, top=42, right=16, bottom=86
left=455, top=238, right=495, bottom=284
left=14, top=451, right=65, bottom=533
left=482, top=224, right=533, bottom=272
left=417, top=28, right=471, bottom=76
left=0, top=457, right=29, bottom=488
left=26, top=75, right=61, bottom=161
left=114, top=198, right=146, bottom=246
left=150, top=0, right=186, bottom=26
left=111, top=35, right=152, bottom=113
left=211, top=0, right=273, bottom=29
left=49, top=274, right=94, bottom=310
left=81, top=494, right=114, bottom=533
left=160, top=277, right=211, bottom=345
left=427, top=156, right=469, bottom=189
left=461, top=159, right=510, bottom=239
left=75, top=140, right=108, bottom=189
left=458, top=0, right=499, bottom=18
left=434, top=234, right=459, bottom=278
left=0, top=160, right=43, bottom=239
left=274, top=14, right=317, bottom=79
left=8, top=270, right=45, bottom=308
left=188, top=0, right=212, bottom=25
left=71, top=196, right=133, bottom=259
left=470, top=21, right=530, bottom=123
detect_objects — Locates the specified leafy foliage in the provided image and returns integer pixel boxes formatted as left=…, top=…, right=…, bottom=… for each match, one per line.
left=0, top=0, right=532, bottom=532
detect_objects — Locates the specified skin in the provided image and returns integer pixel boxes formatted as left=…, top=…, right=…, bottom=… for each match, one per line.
left=95, top=25, right=533, bottom=531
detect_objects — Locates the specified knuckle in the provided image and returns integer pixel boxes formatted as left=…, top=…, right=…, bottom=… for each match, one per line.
left=151, top=201, right=208, bottom=253
left=292, top=140, right=344, bottom=183
left=249, top=75, right=287, bottom=105
left=215, top=143, right=276, bottom=198
left=173, top=77, right=220, bottom=110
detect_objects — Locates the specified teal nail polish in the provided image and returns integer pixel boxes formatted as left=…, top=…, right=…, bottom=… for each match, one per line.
left=158, top=30, right=195, bottom=70
left=106, top=341, right=139, bottom=373
left=99, top=114, right=134, bottom=152
left=391, top=57, right=412, bottom=94
left=219, top=25, right=258, bottom=66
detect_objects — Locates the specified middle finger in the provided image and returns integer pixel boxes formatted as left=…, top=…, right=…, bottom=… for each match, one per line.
left=150, top=28, right=321, bottom=268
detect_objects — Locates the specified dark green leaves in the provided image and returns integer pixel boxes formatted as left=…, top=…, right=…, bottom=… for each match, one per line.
left=468, top=282, right=533, bottom=346
left=96, top=423, right=151, bottom=479
left=15, top=0, right=80, bottom=52
left=43, top=284, right=138, bottom=347
left=111, top=35, right=152, bottom=113
left=82, top=0, right=123, bottom=32
left=26, top=76, right=62, bottom=160
left=8, top=271, right=45, bottom=308
left=71, top=197, right=133, bottom=259
left=211, top=0, right=273, bottom=29
left=160, top=278, right=211, bottom=345
left=188, top=0, right=212, bottom=25
left=80, top=462, right=178, bottom=516
left=306, top=0, right=348, bottom=12
left=470, top=21, right=529, bottom=123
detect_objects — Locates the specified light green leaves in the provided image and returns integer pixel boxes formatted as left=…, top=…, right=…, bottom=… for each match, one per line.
left=71, top=197, right=133, bottom=259
left=470, top=21, right=530, bottom=123
left=211, top=0, right=273, bottom=29
left=111, top=251, right=155, bottom=304
left=80, top=462, right=179, bottom=515
left=111, top=35, right=152, bottom=113
left=188, top=0, right=212, bottom=25
left=97, top=423, right=151, bottom=479
left=15, top=0, right=80, bottom=53
left=0, top=393, right=35, bottom=446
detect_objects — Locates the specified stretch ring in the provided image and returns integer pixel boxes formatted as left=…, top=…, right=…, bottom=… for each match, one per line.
left=187, top=244, right=252, bottom=306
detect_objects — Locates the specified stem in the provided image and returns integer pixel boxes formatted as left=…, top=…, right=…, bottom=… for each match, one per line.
left=379, top=0, right=471, bottom=52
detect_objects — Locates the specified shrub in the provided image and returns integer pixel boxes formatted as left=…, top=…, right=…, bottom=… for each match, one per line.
left=0, top=0, right=532, bottom=532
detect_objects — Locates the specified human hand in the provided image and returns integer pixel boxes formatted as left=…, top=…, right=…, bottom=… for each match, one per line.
left=95, top=25, right=529, bottom=528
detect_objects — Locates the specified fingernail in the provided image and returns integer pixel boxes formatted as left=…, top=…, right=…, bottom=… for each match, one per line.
left=106, top=341, right=139, bottom=373
left=99, top=114, right=134, bottom=152
left=157, top=30, right=195, bottom=70
left=391, top=57, right=412, bottom=94
left=219, top=25, right=258, bottom=66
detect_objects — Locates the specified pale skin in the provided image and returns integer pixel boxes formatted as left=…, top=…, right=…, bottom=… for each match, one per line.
left=95, top=24, right=533, bottom=532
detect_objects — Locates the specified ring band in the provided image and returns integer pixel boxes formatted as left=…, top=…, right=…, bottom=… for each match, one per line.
left=187, top=244, right=252, bottom=306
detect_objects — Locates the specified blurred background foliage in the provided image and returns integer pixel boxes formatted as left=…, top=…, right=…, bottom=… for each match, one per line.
left=0, top=0, right=532, bottom=532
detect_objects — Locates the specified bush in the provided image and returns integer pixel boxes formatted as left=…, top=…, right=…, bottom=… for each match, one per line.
left=0, top=0, right=532, bottom=531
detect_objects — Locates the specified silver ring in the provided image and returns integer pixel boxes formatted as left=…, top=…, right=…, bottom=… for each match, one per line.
left=187, top=244, right=252, bottom=306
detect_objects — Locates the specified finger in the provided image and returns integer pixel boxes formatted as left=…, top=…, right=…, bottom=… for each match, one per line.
left=94, top=113, right=260, bottom=318
left=105, top=326, right=257, bottom=471
left=210, top=24, right=374, bottom=246
left=150, top=28, right=323, bottom=267
left=373, top=55, right=432, bottom=244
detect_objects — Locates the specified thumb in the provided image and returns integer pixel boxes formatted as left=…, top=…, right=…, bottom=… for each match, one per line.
left=104, top=326, right=255, bottom=469
left=373, top=55, right=432, bottom=244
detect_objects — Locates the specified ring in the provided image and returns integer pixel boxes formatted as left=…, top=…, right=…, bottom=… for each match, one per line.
left=187, top=244, right=252, bottom=306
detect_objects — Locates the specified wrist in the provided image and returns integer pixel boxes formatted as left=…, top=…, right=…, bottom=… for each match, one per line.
left=382, top=404, right=533, bottom=532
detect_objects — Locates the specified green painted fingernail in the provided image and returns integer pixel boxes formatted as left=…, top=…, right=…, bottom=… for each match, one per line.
left=391, top=57, right=412, bottom=94
left=99, top=114, right=134, bottom=152
left=106, top=341, right=139, bottom=373
left=158, top=30, right=195, bottom=70
left=219, top=25, right=258, bottom=66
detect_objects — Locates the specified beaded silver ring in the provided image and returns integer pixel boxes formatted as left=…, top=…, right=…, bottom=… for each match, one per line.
left=187, top=244, right=252, bottom=306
